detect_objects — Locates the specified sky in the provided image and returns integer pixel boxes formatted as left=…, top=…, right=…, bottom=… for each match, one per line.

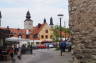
left=0, top=0, right=69, bottom=29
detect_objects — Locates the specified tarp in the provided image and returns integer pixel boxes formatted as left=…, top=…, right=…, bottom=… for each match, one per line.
left=6, top=37, right=41, bottom=43
left=5, top=37, right=23, bottom=42
left=24, top=39, right=41, bottom=42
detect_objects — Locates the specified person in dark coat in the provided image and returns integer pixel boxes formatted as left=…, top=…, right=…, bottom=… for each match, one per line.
left=29, top=45, right=33, bottom=54
left=59, top=40, right=66, bottom=56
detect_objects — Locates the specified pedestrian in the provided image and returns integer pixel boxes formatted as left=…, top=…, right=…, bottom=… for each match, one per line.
left=59, top=40, right=66, bottom=56
left=14, top=45, right=19, bottom=55
left=8, top=46, right=15, bottom=62
left=30, top=45, right=33, bottom=54
left=66, top=41, right=72, bottom=52
left=17, top=47, right=22, bottom=60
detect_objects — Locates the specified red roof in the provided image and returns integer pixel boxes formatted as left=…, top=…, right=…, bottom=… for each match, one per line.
left=0, top=23, right=46, bottom=40
left=32, top=23, right=46, bottom=34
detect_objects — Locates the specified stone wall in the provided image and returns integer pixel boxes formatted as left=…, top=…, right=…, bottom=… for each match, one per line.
left=68, top=0, right=96, bottom=63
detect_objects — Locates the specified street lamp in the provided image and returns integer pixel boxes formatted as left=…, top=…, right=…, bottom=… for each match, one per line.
left=57, top=14, right=63, bottom=42
left=64, top=21, right=67, bottom=41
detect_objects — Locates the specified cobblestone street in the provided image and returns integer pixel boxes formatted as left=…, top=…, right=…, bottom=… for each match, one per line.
left=1, top=48, right=72, bottom=63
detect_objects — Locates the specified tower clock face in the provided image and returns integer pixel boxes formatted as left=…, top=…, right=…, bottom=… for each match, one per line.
left=24, top=22, right=27, bottom=25
left=29, top=23, right=32, bottom=25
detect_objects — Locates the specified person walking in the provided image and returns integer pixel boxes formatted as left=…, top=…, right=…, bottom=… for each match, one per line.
left=17, top=47, right=22, bottom=60
left=8, top=46, right=15, bottom=62
left=14, top=45, right=19, bottom=55
left=30, top=45, right=33, bottom=54
left=59, top=40, right=66, bottom=56
left=66, top=41, right=72, bottom=52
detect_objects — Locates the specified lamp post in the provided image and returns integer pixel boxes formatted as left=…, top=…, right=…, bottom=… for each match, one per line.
left=57, top=14, right=63, bottom=42
left=64, top=21, right=66, bottom=41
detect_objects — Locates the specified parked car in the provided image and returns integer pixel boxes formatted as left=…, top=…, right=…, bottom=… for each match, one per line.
left=32, top=46, right=38, bottom=49
left=37, top=44, right=47, bottom=49
left=48, top=44, right=54, bottom=48
left=44, top=43, right=54, bottom=48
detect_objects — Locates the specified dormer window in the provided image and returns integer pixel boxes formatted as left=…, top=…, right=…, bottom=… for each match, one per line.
left=45, top=30, right=48, bottom=33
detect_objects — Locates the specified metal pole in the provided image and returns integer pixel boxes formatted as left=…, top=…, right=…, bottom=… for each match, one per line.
left=60, top=18, right=62, bottom=41
left=57, top=14, right=63, bottom=42
left=0, top=18, right=1, bottom=26
left=57, top=14, right=63, bottom=56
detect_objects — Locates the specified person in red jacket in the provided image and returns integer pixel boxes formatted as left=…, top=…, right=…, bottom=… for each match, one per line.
left=8, top=47, right=14, bottom=60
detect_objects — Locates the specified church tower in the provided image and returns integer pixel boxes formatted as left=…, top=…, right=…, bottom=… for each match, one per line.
left=43, top=18, right=47, bottom=24
left=24, top=11, right=33, bottom=29
left=0, top=11, right=2, bottom=26
left=49, top=17, right=54, bottom=28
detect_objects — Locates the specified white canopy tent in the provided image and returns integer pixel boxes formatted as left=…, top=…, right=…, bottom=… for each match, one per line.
left=6, top=37, right=41, bottom=46
left=5, top=37, right=24, bottom=42
left=20, top=39, right=41, bottom=46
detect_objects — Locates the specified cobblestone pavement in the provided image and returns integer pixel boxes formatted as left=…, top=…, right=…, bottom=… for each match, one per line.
left=0, top=48, right=73, bottom=63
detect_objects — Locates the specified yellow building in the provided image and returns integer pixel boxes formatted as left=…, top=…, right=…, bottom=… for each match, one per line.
left=39, top=23, right=53, bottom=42
left=32, top=21, right=53, bottom=44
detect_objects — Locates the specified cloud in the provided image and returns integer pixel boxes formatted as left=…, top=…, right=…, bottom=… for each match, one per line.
left=0, top=0, right=69, bottom=28
left=0, top=0, right=68, bottom=8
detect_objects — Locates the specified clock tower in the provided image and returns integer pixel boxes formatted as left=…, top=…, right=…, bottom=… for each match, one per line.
left=24, top=11, right=33, bottom=30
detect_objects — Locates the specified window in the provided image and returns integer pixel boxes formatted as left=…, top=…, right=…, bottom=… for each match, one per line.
left=45, top=35, right=48, bottom=39
left=18, top=35, right=22, bottom=38
left=50, top=35, right=53, bottom=39
left=26, top=35, right=30, bottom=39
left=18, top=32, right=22, bottom=38
left=36, top=42, right=39, bottom=44
left=45, top=30, right=48, bottom=33
left=33, top=34, right=38, bottom=38
left=41, top=35, right=44, bottom=39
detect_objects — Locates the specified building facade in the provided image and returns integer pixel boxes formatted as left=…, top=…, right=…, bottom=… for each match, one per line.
left=0, top=28, right=12, bottom=46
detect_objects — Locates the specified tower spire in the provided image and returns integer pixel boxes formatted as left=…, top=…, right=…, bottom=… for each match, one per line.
left=0, top=11, right=2, bottom=26
left=26, top=11, right=31, bottom=19
left=50, top=17, right=53, bottom=25
left=0, top=11, right=2, bottom=18
left=44, top=18, right=46, bottom=23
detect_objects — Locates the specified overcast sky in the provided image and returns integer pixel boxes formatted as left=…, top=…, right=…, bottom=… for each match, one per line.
left=0, top=0, right=69, bottom=29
